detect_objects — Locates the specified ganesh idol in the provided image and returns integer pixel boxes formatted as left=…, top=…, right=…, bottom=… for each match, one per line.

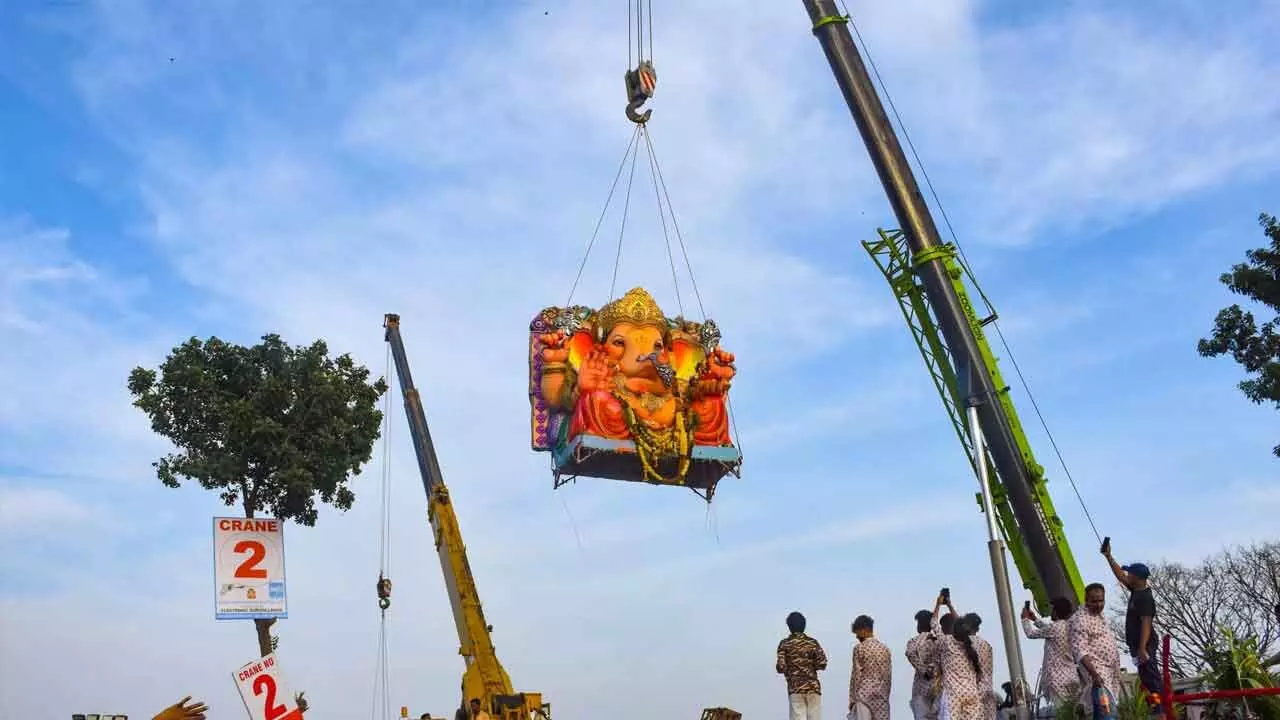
left=527, top=287, right=736, bottom=486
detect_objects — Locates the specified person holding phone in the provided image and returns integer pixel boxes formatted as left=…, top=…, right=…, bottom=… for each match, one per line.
left=1021, top=597, right=1078, bottom=705
left=928, top=591, right=992, bottom=720
left=905, top=609, right=939, bottom=720
left=1101, top=537, right=1164, bottom=702
left=931, top=611, right=956, bottom=720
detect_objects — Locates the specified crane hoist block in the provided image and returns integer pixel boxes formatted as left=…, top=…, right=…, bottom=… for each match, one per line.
left=528, top=287, right=742, bottom=499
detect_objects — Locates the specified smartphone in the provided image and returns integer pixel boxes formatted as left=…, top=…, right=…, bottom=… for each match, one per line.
left=940, top=587, right=951, bottom=601
left=1023, top=601, right=1032, bottom=614
left=1101, top=536, right=1111, bottom=555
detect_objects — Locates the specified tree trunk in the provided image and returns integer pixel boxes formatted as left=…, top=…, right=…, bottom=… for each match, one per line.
left=243, top=489, right=305, bottom=714
left=255, top=617, right=276, bottom=657
left=242, top=497, right=276, bottom=658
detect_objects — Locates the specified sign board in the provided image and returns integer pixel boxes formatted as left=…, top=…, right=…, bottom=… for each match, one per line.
left=233, top=653, right=303, bottom=720
left=214, top=517, right=288, bottom=620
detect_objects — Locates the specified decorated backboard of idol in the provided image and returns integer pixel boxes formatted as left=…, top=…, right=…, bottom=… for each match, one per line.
left=529, top=286, right=741, bottom=501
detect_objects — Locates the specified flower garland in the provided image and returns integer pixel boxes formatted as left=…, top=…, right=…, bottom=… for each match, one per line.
left=616, top=392, right=692, bottom=484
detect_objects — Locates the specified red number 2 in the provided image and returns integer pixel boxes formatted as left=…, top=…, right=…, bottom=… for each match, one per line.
left=253, top=673, right=288, bottom=720
left=234, top=540, right=268, bottom=579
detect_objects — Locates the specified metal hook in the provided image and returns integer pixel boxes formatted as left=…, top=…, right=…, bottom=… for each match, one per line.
left=626, top=99, right=652, bottom=124
left=624, top=62, right=656, bottom=125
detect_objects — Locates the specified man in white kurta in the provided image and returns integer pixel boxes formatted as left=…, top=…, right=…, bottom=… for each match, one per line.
left=905, top=610, right=938, bottom=720
left=850, top=615, right=892, bottom=720
left=1068, top=584, right=1123, bottom=718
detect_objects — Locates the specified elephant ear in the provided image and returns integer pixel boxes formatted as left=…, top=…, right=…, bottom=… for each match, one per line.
left=565, top=330, right=594, bottom=371
left=670, top=335, right=705, bottom=381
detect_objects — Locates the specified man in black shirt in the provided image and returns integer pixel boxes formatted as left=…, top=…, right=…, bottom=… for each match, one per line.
left=1103, top=541, right=1164, bottom=701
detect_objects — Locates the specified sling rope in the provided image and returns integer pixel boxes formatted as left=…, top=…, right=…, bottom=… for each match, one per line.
left=839, top=1, right=1100, bottom=542
left=564, top=125, right=708, bottom=320
left=642, top=123, right=743, bottom=460
left=369, top=344, right=394, bottom=720
left=563, top=0, right=743, bottom=471
left=627, top=0, right=653, bottom=69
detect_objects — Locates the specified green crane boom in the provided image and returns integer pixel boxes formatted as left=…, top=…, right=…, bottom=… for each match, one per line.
left=862, top=229, right=1084, bottom=609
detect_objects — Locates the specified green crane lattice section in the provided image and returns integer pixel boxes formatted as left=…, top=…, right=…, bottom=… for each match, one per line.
left=862, top=228, right=1084, bottom=610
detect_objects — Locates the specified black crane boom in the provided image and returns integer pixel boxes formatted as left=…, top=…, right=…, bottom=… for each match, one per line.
left=800, top=0, right=1075, bottom=605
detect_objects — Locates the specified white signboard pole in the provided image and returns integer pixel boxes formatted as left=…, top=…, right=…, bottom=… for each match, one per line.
left=234, top=652, right=304, bottom=720
left=213, top=517, right=288, bottom=620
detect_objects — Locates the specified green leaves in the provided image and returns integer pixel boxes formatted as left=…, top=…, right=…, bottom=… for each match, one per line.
left=1199, top=212, right=1280, bottom=458
left=127, top=333, right=389, bottom=525
left=1114, top=676, right=1150, bottom=720
left=1204, top=627, right=1280, bottom=720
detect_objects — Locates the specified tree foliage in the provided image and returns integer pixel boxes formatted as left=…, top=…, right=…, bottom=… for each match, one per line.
left=1198, top=212, right=1280, bottom=458
left=1109, top=542, right=1280, bottom=677
left=127, top=333, right=388, bottom=525
left=128, top=332, right=385, bottom=711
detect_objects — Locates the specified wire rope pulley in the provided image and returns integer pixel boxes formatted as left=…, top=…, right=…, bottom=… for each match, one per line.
left=623, top=0, right=657, bottom=124
left=624, top=61, right=657, bottom=124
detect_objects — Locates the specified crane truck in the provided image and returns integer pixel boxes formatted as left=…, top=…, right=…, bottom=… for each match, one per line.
left=384, top=313, right=550, bottom=720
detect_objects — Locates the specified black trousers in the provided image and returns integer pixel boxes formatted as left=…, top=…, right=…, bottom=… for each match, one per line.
left=1135, top=656, right=1165, bottom=697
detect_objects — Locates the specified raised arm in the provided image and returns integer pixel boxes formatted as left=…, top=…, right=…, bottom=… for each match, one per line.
left=1021, top=617, right=1051, bottom=639
left=1021, top=605, right=1049, bottom=638
left=929, top=595, right=956, bottom=637
left=1101, top=540, right=1134, bottom=589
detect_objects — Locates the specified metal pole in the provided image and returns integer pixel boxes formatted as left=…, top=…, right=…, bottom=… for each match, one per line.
left=969, top=404, right=1032, bottom=720
left=800, top=0, right=1074, bottom=603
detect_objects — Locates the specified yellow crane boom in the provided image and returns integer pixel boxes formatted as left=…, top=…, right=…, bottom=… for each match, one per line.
left=383, top=314, right=549, bottom=720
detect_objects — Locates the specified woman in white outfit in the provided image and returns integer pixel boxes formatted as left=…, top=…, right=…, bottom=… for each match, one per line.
left=1021, top=597, right=1080, bottom=707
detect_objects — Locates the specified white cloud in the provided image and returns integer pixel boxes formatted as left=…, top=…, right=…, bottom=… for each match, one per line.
left=0, top=217, right=172, bottom=480
left=0, top=486, right=93, bottom=530
left=1243, top=484, right=1280, bottom=506
left=1, top=0, right=1278, bottom=719
left=857, top=2, right=1280, bottom=244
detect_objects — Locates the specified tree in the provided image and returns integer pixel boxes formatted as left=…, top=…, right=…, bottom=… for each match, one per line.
left=1198, top=212, right=1280, bottom=458
left=128, top=333, right=388, bottom=669
left=1109, top=542, right=1280, bottom=677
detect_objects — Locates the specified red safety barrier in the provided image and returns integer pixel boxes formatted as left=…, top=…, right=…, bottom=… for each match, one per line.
left=1160, top=634, right=1280, bottom=720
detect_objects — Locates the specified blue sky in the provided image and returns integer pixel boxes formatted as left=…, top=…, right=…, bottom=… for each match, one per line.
left=1, top=0, right=1278, bottom=718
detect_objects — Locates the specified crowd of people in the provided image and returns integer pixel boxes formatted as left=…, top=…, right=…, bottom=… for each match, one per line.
left=776, top=541, right=1165, bottom=720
